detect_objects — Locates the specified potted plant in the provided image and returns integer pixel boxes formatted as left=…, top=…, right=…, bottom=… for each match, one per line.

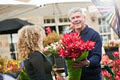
left=104, top=40, right=119, bottom=60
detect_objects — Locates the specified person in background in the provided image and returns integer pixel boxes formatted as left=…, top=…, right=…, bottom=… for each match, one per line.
left=65, top=7, right=102, bottom=80
left=0, top=73, right=16, bottom=80
left=17, top=25, right=53, bottom=80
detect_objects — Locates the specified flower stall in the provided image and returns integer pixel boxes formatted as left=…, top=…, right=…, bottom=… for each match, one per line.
left=43, top=27, right=64, bottom=80
left=0, top=57, right=21, bottom=78
left=101, top=51, right=120, bottom=80
left=43, top=28, right=63, bottom=67
left=0, top=57, right=31, bottom=80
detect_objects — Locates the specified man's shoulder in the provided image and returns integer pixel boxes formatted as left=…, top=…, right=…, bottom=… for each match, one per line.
left=88, top=27, right=99, bottom=34
left=88, top=26, right=97, bottom=32
left=87, top=26, right=100, bottom=37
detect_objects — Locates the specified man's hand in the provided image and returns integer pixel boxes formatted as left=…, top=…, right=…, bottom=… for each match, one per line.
left=72, top=58, right=90, bottom=68
left=65, top=76, right=68, bottom=80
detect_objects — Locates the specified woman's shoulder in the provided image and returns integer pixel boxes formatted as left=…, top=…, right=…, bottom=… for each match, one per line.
left=31, top=51, right=42, bottom=56
left=28, top=51, right=46, bottom=63
left=29, top=51, right=45, bottom=59
left=33, top=51, right=42, bottom=54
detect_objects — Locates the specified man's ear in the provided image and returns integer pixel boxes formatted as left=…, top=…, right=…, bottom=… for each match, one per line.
left=84, top=15, right=87, bottom=22
left=84, top=15, right=87, bottom=20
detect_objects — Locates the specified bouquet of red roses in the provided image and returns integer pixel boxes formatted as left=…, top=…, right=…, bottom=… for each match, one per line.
left=59, top=32, right=95, bottom=80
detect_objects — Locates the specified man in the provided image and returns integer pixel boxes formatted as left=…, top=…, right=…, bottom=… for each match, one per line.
left=65, top=7, right=102, bottom=80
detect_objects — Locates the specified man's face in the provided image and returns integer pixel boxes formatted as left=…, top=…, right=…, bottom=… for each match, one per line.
left=70, top=12, right=86, bottom=30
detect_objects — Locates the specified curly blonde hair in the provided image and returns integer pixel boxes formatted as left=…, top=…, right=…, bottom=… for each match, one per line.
left=17, top=25, right=44, bottom=60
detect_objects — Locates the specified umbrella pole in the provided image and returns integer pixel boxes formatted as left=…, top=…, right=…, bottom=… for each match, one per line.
left=10, top=34, right=14, bottom=52
left=10, top=34, right=13, bottom=43
left=10, top=34, right=16, bottom=60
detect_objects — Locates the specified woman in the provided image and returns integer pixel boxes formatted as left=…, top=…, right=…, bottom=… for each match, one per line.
left=17, top=25, right=53, bottom=80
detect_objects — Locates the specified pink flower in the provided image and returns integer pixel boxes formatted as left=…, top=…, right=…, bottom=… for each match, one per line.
left=116, top=70, right=120, bottom=75
left=115, top=75, right=120, bottom=80
left=113, top=51, right=119, bottom=57
left=44, top=48, right=49, bottom=52
left=10, top=66, right=13, bottom=71
left=101, top=70, right=112, bottom=78
left=46, top=27, right=51, bottom=34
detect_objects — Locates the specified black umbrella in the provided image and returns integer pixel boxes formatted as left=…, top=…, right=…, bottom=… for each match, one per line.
left=0, top=18, right=33, bottom=34
left=0, top=18, right=33, bottom=59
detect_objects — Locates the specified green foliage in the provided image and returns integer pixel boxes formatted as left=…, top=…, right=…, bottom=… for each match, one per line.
left=43, top=31, right=62, bottom=47
left=17, top=70, right=30, bottom=80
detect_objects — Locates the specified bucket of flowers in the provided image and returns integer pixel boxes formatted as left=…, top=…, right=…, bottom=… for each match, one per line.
left=43, top=27, right=63, bottom=68
left=101, top=51, right=120, bottom=80
left=58, top=32, right=95, bottom=80
left=43, top=27, right=62, bottom=56
left=104, top=40, right=119, bottom=60
left=43, top=41, right=63, bottom=67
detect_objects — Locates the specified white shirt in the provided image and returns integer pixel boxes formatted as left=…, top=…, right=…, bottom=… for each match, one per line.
left=3, top=74, right=16, bottom=80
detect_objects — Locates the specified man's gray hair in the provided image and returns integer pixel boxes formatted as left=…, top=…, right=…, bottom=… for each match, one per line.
left=68, top=7, right=86, bottom=19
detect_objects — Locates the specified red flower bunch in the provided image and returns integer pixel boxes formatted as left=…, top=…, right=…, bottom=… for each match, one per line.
left=101, top=54, right=112, bottom=65
left=59, top=32, right=95, bottom=59
left=102, top=51, right=120, bottom=80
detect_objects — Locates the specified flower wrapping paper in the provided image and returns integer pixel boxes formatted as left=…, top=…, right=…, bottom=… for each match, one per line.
left=66, top=51, right=89, bottom=80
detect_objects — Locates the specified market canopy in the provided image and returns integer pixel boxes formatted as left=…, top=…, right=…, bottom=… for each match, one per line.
left=0, top=0, right=93, bottom=21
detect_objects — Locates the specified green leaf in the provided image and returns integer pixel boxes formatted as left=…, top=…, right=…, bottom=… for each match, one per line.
left=104, top=65, right=115, bottom=76
left=104, top=65, right=115, bottom=80
left=18, top=70, right=30, bottom=80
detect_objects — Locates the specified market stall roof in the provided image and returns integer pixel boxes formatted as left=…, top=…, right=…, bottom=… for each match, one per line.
left=0, top=0, right=95, bottom=20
